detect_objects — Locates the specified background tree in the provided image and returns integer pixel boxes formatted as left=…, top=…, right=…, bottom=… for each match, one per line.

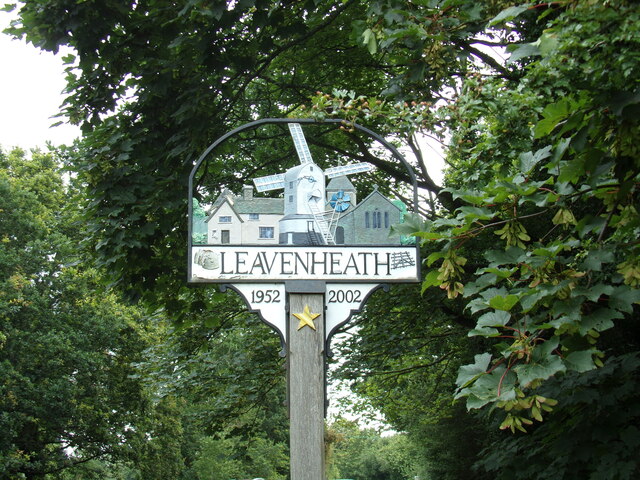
left=328, top=418, right=419, bottom=480
left=0, top=148, right=153, bottom=479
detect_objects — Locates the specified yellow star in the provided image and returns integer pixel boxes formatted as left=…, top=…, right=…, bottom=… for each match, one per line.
left=293, top=304, right=320, bottom=331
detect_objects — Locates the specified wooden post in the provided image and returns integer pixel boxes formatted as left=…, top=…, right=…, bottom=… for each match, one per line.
left=287, top=290, right=326, bottom=480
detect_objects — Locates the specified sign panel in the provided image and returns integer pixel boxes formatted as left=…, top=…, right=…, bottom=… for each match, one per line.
left=190, top=245, right=419, bottom=283
left=224, top=283, right=287, bottom=341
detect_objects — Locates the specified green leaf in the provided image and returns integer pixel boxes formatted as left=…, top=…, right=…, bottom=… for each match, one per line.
left=507, top=42, right=540, bottom=64
left=485, top=247, right=525, bottom=266
left=456, top=206, right=494, bottom=221
left=534, top=98, right=573, bottom=139
left=572, top=284, right=614, bottom=303
left=558, top=157, right=586, bottom=183
left=455, top=353, right=492, bottom=389
left=564, top=350, right=596, bottom=373
left=488, top=4, right=531, bottom=27
left=362, top=28, right=378, bottom=54
left=489, top=294, right=519, bottom=312
left=608, top=285, right=640, bottom=313
left=421, top=269, right=441, bottom=293
left=479, top=267, right=514, bottom=279
left=579, top=248, right=615, bottom=271
left=426, top=251, right=445, bottom=266
left=463, top=366, right=517, bottom=409
left=520, top=289, right=548, bottom=313
left=394, top=212, right=428, bottom=235
left=518, top=146, right=552, bottom=174
left=477, top=310, right=511, bottom=328
left=468, top=326, right=500, bottom=337
left=463, top=273, right=500, bottom=297
left=579, top=308, right=623, bottom=335
left=515, top=355, right=566, bottom=386
left=537, top=31, right=559, bottom=56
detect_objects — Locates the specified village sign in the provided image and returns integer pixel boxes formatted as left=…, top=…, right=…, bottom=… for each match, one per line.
left=187, top=118, right=420, bottom=479
left=188, top=118, right=420, bottom=346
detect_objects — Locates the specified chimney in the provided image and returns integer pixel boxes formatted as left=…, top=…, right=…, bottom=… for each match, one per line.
left=243, top=185, right=254, bottom=199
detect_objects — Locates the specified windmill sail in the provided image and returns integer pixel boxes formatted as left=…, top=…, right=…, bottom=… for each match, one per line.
left=288, top=123, right=314, bottom=164
left=253, top=173, right=285, bottom=192
left=250, top=124, right=376, bottom=246
left=325, top=162, right=375, bottom=178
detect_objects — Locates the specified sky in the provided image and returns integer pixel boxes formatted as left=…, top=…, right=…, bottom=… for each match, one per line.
left=0, top=11, right=80, bottom=151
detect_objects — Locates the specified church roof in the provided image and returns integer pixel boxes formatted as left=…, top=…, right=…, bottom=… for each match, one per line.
left=326, top=175, right=355, bottom=191
left=338, top=188, right=402, bottom=220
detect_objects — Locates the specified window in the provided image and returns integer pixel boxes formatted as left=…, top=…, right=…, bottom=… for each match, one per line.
left=221, top=230, right=230, bottom=244
left=367, top=211, right=383, bottom=229
left=289, top=195, right=294, bottom=203
left=371, top=211, right=382, bottom=228
left=219, top=216, right=232, bottom=223
left=259, top=226, right=274, bottom=239
left=248, top=213, right=260, bottom=220
left=384, top=211, right=389, bottom=228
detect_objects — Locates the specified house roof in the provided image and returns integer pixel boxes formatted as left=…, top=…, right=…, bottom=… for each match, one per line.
left=205, top=197, right=243, bottom=223
left=207, top=188, right=284, bottom=220
left=234, top=198, right=284, bottom=214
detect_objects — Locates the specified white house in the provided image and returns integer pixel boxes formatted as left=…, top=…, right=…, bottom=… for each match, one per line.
left=206, top=186, right=283, bottom=245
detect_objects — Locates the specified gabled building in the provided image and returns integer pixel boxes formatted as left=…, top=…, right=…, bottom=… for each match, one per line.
left=206, top=186, right=283, bottom=244
left=335, top=186, right=403, bottom=245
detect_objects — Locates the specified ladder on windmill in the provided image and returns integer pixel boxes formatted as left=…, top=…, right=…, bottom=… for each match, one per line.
left=307, top=199, right=338, bottom=245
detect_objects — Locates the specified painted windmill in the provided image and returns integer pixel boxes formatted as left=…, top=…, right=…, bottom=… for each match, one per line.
left=253, top=123, right=374, bottom=245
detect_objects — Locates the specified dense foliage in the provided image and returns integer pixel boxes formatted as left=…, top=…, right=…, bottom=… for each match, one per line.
left=4, top=0, right=640, bottom=479
left=0, top=146, right=290, bottom=478
left=314, top=1, right=640, bottom=477
left=0, top=148, right=152, bottom=478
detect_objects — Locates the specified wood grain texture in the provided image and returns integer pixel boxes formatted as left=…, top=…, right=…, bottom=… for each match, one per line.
left=288, top=293, right=326, bottom=480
